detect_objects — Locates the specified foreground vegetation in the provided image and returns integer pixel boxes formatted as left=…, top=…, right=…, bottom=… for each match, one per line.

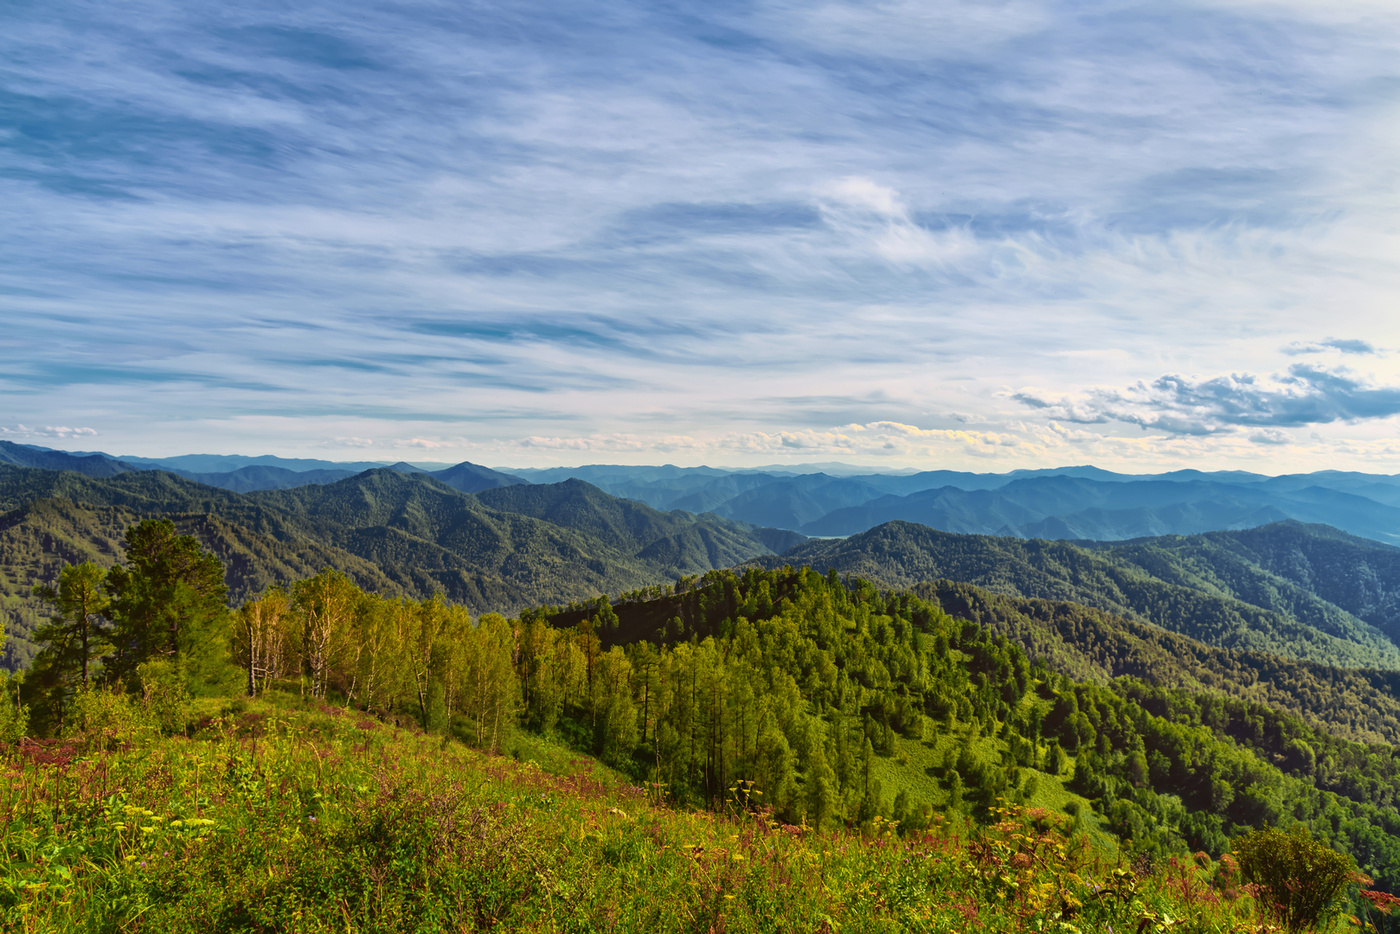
left=4, top=693, right=1384, bottom=933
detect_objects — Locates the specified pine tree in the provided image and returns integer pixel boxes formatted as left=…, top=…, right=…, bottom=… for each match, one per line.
left=803, top=719, right=839, bottom=830
left=105, top=519, right=229, bottom=689
left=32, top=561, right=110, bottom=689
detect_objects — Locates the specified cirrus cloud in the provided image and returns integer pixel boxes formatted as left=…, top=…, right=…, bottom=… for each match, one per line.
left=1283, top=337, right=1380, bottom=355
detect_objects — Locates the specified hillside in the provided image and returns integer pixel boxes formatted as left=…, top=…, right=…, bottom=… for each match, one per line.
left=757, top=520, right=1400, bottom=672
left=0, top=497, right=404, bottom=670
left=919, top=579, right=1400, bottom=746
left=12, top=537, right=1400, bottom=921
left=0, top=465, right=780, bottom=670
left=521, top=567, right=1400, bottom=892
left=3, top=694, right=1305, bottom=933
left=1094, top=522, right=1400, bottom=646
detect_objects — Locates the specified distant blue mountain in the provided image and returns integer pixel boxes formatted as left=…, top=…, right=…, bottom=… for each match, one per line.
left=430, top=461, right=528, bottom=494
left=172, top=465, right=359, bottom=492
left=117, top=453, right=393, bottom=473
left=0, top=440, right=137, bottom=478
left=13, top=446, right=1400, bottom=545
left=798, top=475, right=1400, bottom=544
left=501, top=463, right=1400, bottom=545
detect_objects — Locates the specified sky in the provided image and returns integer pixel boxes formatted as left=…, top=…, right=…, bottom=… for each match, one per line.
left=3, top=0, right=1400, bottom=473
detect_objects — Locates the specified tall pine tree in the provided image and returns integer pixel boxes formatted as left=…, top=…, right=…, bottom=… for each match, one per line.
left=105, top=519, right=230, bottom=691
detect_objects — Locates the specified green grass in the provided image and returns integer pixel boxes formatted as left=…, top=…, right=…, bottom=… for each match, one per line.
left=868, top=720, right=1115, bottom=855
left=0, top=695, right=1367, bottom=933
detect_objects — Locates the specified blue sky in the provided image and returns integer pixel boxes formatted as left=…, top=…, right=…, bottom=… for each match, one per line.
left=3, top=0, right=1399, bottom=471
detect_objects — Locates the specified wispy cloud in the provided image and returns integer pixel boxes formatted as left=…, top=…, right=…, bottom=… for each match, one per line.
left=3, top=0, right=1399, bottom=470
left=0, top=425, right=100, bottom=440
left=1283, top=338, right=1380, bottom=355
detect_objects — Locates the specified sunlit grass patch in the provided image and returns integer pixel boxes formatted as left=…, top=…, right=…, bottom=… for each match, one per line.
left=0, top=694, right=1344, bottom=933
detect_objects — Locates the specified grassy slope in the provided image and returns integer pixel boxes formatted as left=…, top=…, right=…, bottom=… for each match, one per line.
left=1, top=695, right=1285, bottom=933
left=863, top=690, right=1116, bottom=854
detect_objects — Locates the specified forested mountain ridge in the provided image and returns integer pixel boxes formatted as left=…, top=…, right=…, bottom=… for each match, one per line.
left=919, top=580, right=1400, bottom=746
left=0, top=465, right=782, bottom=670
left=144, top=456, right=524, bottom=495
left=0, top=443, right=528, bottom=494
left=757, top=520, right=1400, bottom=672
left=506, top=566, right=1400, bottom=891
left=1091, top=522, right=1400, bottom=646
left=0, top=495, right=410, bottom=670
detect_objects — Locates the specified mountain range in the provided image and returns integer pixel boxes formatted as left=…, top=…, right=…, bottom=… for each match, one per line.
left=0, top=463, right=787, bottom=669
left=524, top=464, right=1400, bottom=545
left=752, top=519, right=1400, bottom=672
left=10, top=442, right=1400, bottom=697
left=8, top=442, right=1400, bottom=546
left=0, top=441, right=523, bottom=495
left=16, top=441, right=1400, bottom=898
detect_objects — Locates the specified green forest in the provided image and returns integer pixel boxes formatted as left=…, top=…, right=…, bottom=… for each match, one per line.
left=11, top=516, right=1400, bottom=932
left=0, top=466, right=787, bottom=671
left=762, top=520, right=1400, bottom=672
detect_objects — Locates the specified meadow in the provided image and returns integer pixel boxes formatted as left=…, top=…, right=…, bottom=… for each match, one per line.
left=1, top=690, right=1370, bottom=934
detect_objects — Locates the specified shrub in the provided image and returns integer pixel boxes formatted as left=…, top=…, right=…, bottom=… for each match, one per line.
left=137, top=659, right=193, bottom=734
left=65, top=684, right=156, bottom=749
left=1232, top=826, right=1354, bottom=932
left=0, top=671, right=27, bottom=744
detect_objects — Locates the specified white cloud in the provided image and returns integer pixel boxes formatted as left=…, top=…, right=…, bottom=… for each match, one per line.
left=817, top=176, right=980, bottom=268
left=0, top=424, right=99, bottom=439
left=1015, top=364, right=1400, bottom=436
left=1249, top=428, right=1293, bottom=445
left=1283, top=338, right=1380, bottom=356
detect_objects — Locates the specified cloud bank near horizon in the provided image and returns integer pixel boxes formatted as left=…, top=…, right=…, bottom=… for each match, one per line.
left=3, top=0, right=1399, bottom=471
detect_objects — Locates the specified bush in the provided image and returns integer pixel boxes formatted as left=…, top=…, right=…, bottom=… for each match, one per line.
left=137, top=659, right=193, bottom=734
left=66, top=685, right=157, bottom=749
left=1232, top=826, right=1354, bottom=932
left=0, top=671, right=27, bottom=744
